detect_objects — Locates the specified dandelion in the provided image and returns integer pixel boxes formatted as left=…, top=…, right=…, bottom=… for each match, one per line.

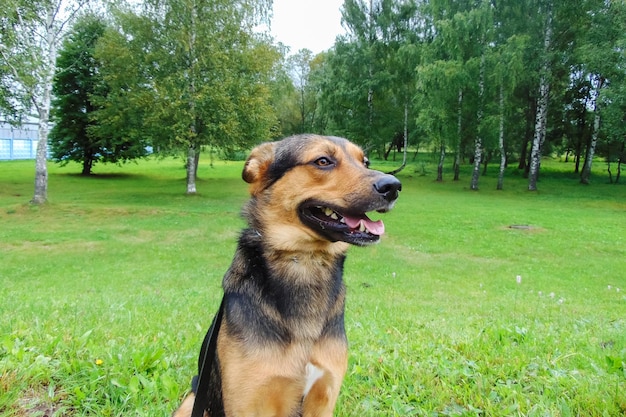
left=95, top=359, right=103, bottom=365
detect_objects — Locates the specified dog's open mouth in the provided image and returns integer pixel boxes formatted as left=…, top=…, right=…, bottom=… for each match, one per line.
left=299, top=202, right=386, bottom=245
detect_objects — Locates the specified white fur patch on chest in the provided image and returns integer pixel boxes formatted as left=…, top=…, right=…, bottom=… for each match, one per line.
left=303, top=362, right=324, bottom=397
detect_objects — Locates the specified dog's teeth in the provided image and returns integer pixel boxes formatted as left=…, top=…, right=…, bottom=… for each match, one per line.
left=340, top=218, right=345, bottom=223
left=330, top=212, right=339, bottom=220
left=359, top=223, right=366, bottom=232
left=324, top=208, right=334, bottom=217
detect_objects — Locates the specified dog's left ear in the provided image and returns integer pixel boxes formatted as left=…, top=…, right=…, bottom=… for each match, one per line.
left=243, top=141, right=277, bottom=195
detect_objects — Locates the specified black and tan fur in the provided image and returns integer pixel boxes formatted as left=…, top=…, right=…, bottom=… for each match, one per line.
left=173, top=134, right=401, bottom=417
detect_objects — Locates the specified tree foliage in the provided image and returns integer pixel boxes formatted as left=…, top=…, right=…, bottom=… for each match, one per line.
left=94, top=0, right=277, bottom=193
left=292, top=0, right=626, bottom=189
left=49, top=13, right=148, bottom=175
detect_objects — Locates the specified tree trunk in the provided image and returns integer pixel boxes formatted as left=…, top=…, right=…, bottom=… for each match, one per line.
left=528, top=8, right=552, bottom=192
left=482, top=150, right=490, bottom=175
left=527, top=75, right=549, bottom=191
left=437, top=140, right=445, bottom=182
left=32, top=111, right=50, bottom=204
left=81, top=157, right=93, bottom=176
left=470, top=139, right=482, bottom=190
left=31, top=6, right=58, bottom=205
left=453, top=89, right=462, bottom=181
left=616, top=141, right=624, bottom=184
left=366, top=0, right=374, bottom=136
left=573, top=104, right=587, bottom=173
left=387, top=99, right=409, bottom=176
left=470, top=54, right=485, bottom=191
left=186, top=146, right=198, bottom=194
left=580, top=76, right=604, bottom=185
left=580, top=110, right=600, bottom=184
left=574, top=136, right=583, bottom=173
left=518, top=92, right=534, bottom=171
left=497, top=85, right=506, bottom=190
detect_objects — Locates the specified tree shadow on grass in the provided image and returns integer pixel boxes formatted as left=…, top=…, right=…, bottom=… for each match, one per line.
left=54, top=172, right=144, bottom=180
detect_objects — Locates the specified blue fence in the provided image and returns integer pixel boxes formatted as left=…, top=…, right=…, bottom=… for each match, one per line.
left=0, top=122, right=42, bottom=160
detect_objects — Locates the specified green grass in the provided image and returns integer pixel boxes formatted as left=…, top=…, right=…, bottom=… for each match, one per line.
left=1, top=155, right=625, bottom=416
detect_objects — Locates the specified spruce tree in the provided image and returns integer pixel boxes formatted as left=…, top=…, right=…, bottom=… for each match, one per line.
left=50, top=13, right=147, bottom=175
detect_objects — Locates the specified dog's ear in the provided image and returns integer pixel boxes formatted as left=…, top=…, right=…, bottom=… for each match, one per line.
left=243, top=141, right=277, bottom=195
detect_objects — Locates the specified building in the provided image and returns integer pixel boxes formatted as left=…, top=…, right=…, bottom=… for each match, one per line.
left=0, top=120, right=48, bottom=160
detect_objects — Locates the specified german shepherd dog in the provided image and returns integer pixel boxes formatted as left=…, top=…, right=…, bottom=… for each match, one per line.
left=173, top=134, right=401, bottom=417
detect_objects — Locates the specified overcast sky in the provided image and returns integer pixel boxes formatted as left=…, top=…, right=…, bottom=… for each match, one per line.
left=269, top=0, right=346, bottom=55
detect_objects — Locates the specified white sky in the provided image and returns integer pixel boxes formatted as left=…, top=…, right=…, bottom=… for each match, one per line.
left=269, top=0, right=346, bottom=55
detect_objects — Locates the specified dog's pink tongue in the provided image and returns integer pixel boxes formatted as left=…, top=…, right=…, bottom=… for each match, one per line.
left=344, top=214, right=385, bottom=235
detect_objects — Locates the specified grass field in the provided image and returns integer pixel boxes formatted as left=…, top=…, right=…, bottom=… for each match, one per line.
left=1, top=154, right=625, bottom=416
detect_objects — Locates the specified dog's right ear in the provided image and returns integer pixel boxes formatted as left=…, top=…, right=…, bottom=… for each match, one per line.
left=242, top=141, right=277, bottom=195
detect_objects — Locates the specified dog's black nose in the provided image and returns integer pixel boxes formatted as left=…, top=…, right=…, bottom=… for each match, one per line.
left=374, top=175, right=402, bottom=202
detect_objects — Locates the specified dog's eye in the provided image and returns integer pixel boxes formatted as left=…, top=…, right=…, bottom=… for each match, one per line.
left=364, top=157, right=370, bottom=168
left=314, top=157, right=334, bottom=168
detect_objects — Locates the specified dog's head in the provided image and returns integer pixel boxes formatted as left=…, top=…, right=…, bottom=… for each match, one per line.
left=242, top=134, right=401, bottom=252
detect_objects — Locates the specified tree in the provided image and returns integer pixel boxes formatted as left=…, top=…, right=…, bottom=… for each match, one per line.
left=96, top=0, right=277, bottom=194
left=418, top=0, right=491, bottom=186
left=322, top=0, right=421, bottom=157
left=577, top=0, right=626, bottom=185
left=287, top=49, right=316, bottom=133
left=49, top=13, right=148, bottom=175
left=0, top=0, right=88, bottom=204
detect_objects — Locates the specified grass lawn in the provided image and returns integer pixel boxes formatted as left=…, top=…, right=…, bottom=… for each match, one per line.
left=1, top=154, right=625, bottom=416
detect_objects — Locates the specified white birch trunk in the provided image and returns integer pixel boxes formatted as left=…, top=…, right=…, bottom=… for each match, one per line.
left=470, top=54, right=485, bottom=191
left=185, top=2, right=199, bottom=195
left=186, top=146, right=198, bottom=194
left=31, top=6, right=57, bottom=204
left=580, top=76, right=604, bottom=184
left=528, top=7, right=553, bottom=192
left=454, top=88, right=462, bottom=181
left=32, top=107, right=51, bottom=204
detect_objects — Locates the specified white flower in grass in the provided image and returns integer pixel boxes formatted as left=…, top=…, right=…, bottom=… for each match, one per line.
left=549, top=292, right=555, bottom=299
left=608, top=285, right=612, bottom=290
left=516, top=275, right=522, bottom=284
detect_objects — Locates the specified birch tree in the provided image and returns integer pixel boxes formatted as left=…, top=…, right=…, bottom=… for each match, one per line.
left=578, top=0, right=625, bottom=185
left=527, top=3, right=552, bottom=192
left=96, top=0, right=276, bottom=195
left=0, top=0, right=88, bottom=204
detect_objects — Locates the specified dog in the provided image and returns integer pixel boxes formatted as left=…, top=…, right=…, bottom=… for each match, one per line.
left=173, top=134, right=401, bottom=417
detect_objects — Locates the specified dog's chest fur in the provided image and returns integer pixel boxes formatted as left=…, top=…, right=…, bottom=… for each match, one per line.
left=222, top=228, right=347, bottom=346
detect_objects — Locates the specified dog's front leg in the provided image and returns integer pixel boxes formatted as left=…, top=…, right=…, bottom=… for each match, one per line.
left=302, top=337, right=348, bottom=417
left=172, top=393, right=208, bottom=417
